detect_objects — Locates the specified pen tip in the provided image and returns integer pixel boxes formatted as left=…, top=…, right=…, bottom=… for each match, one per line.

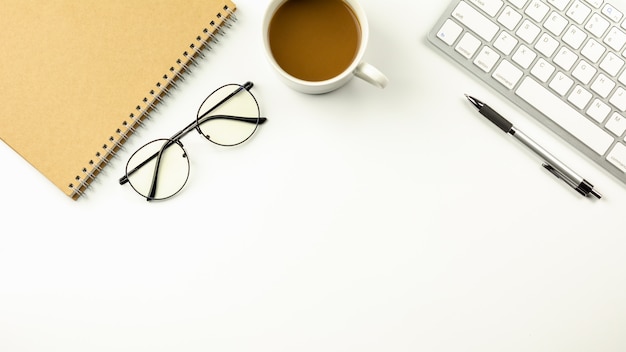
left=465, top=94, right=481, bottom=109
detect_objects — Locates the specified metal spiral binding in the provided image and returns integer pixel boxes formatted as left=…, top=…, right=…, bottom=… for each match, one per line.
left=190, top=43, right=205, bottom=59
left=150, top=89, right=164, bottom=104
left=143, top=97, right=158, bottom=112
left=68, top=4, right=237, bottom=199
left=89, top=159, right=103, bottom=173
left=109, top=136, right=124, bottom=151
left=177, top=58, right=192, bottom=73
left=82, top=167, right=96, bottom=182
left=69, top=183, right=84, bottom=198
left=102, top=144, right=118, bottom=162
left=203, top=28, right=220, bottom=43
left=183, top=51, right=198, bottom=67
left=197, top=34, right=214, bottom=52
left=95, top=151, right=108, bottom=164
left=169, top=67, right=185, bottom=82
left=74, top=175, right=89, bottom=191
left=211, top=20, right=226, bottom=36
left=121, top=120, right=135, bottom=134
left=156, top=82, right=170, bottom=98
left=224, top=5, right=237, bottom=22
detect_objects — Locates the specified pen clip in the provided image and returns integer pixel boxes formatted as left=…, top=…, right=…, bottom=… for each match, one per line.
left=542, top=163, right=578, bottom=189
left=542, top=163, right=601, bottom=198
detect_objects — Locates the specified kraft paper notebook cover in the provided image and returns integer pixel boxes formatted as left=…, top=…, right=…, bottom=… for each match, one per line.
left=0, top=0, right=236, bottom=200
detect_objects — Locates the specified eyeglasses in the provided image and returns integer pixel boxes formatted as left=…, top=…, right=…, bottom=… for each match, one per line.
left=119, top=81, right=267, bottom=201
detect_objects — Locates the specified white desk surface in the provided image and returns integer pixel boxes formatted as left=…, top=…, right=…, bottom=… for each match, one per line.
left=2, top=1, right=626, bottom=351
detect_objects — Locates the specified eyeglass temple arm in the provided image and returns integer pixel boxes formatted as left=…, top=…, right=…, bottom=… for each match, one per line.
left=145, top=146, right=168, bottom=201
left=197, top=114, right=268, bottom=125
left=119, top=139, right=177, bottom=185
left=175, top=80, right=255, bottom=140
left=195, top=81, right=253, bottom=122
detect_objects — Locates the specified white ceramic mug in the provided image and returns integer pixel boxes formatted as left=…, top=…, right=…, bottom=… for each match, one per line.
left=262, top=0, right=388, bottom=94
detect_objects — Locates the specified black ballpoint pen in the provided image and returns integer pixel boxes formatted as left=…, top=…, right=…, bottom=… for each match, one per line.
left=465, top=94, right=602, bottom=199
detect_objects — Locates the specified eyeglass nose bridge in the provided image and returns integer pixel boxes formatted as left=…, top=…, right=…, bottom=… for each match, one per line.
left=194, top=123, right=211, bottom=141
left=174, top=139, right=188, bottom=158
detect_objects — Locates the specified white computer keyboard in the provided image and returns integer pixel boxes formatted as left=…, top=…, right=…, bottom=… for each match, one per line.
left=428, top=0, right=626, bottom=185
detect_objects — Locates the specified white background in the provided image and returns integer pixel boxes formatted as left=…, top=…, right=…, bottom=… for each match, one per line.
left=2, top=0, right=626, bottom=351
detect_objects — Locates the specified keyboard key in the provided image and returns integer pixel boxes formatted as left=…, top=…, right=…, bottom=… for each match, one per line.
left=548, top=0, right=572, bottom=11
left=512, top=44, right=537, bottom=68
left=544, top=11, right=569, bottom=36
left=531, top=58, right=556, bottom=82
left=436, top=19, right=463, bottom=46
left=517, top=19, right=541, bottom=43
left=583, top=0, right=604, bottom=9
left=474, top=46, right=501, bottom=72
left=609, top=87, right=626, bottom=110
left=568, top=85, right=594, bottom=109
left=526, top=0, right=551, bottom=22
left=590, top=73, right=616, bottom=98
left=455, top=32, right=482, bottom=58
left=554, top=46, right=579, bottom=70
left=453, top=1, right=500, bottom=41
left=498, top=6, right=523, bottom=30
left=492, top=59, right=523, bottom=89
left=585, top=13, right=611, bottom=37
left=618, top=70, right=626, bottom=85
left=572, top=59, right=598, bottom=84
left=494, top=32, right=519, bottom=55
left=600, top=52, right=625, bottom=76
left=525, top=0, right=550, bottom=22
left=535, top=33, right=560, bottom=57
left=604, top=27, right=626, bottom=51
left=607, top=142, right=626, bottom=172
left=581, top=38, right=606, bottom=62
left=550, top=71, right=575, bottom=95
left=605, top=112, right=626, bottom=136
left=468, top=0, right=503, bottom=17
left=603, top=4, right=623, bottom=22
left=567, top=1, right=593, bottom=24
left=587, top=99, right=612, bottom=122
left=516, top=77, right=614, bottom=155
left=563, top=25, right=588, bottom=49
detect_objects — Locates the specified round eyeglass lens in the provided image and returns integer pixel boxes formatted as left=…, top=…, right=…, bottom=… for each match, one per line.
left=196, top=83, right=260, bottom=146
left=125, top=139, right=190, bottom=200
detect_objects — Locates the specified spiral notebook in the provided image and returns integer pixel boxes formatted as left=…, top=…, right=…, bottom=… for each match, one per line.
left=0, top=0, right=236, bottom=200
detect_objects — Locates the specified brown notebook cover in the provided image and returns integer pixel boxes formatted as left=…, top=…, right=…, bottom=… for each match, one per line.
left=0, top=0, right=236, bottom=200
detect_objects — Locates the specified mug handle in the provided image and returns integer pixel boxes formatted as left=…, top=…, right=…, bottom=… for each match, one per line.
left=353, top=62, right=389, bottom=89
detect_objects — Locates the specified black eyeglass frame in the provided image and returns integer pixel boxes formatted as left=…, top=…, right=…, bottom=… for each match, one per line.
left=119, top=81, right=267, bottom=201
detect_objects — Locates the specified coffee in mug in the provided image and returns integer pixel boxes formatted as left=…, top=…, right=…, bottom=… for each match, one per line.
left=262, top=0, right=388, bottom=94
left=268, top=0, right=361, bottom=82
